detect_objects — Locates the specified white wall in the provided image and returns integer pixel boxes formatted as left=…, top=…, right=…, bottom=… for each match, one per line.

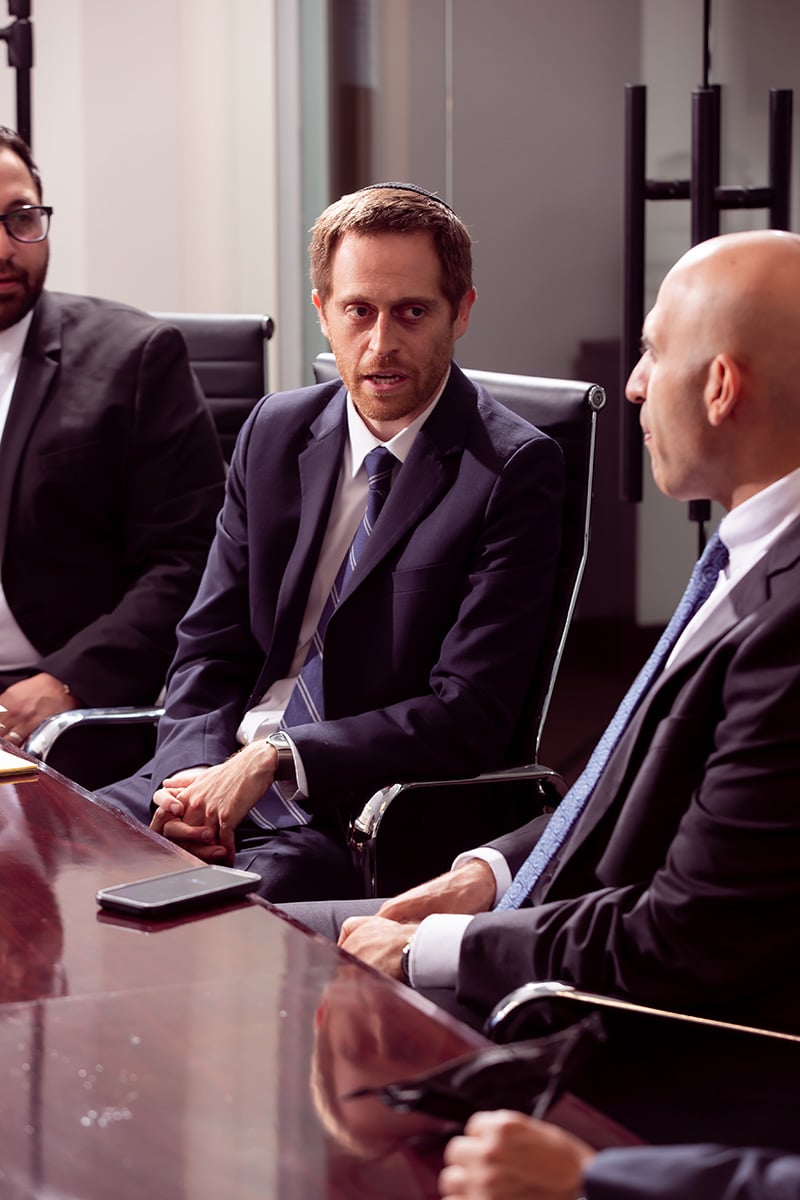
left=0, top=0, right=281, bottom=373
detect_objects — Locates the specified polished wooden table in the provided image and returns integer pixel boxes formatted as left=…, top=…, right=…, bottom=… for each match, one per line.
left=0, top=745, right=488, bottom=1199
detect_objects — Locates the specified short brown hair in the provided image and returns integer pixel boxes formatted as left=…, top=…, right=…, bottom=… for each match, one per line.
left=309, top=183, right=473, bottom=318
left=0, top=126, right=43, bottom=200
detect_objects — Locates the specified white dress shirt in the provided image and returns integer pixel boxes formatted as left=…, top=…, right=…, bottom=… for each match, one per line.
left=406, top=466, right=800, bottom=990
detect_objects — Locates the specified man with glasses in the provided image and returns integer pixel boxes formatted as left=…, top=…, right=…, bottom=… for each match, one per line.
left=0, top=127, right=225, bottom=779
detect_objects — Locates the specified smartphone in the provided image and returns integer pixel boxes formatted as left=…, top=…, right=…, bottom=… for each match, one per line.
left=96, top=864, right=262, bottom=918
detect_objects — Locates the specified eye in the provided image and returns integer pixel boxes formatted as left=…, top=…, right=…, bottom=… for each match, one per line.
left=398, top=304, right=427, bottom=321
left=344, top=303, right=372, bottom=320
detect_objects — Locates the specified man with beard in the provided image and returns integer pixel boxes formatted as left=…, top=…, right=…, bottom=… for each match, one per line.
left=102, top=182, right=565, bottom=901
left=0, top=127, right=225, bottom=773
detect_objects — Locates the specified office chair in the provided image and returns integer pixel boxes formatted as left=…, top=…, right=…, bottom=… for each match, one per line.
left=28, top=356, right=603, bottom=854
left=24, top=312, right=273, bottom=786
left=311, top=353, right=606, bottom=896
left=483, top=979, right=800, bottom=1148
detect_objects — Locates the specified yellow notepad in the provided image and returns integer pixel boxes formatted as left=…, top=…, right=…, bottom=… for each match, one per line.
left=0, top=748, right=39, bottom=778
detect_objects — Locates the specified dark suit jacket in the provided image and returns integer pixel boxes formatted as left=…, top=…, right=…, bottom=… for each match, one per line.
left=462, top=513, right=800, bottom=1024
left=458, top=513, right=800, bottom=1147
left=146, top=363, right=565, bottom=816
left=586, top=1144, right=800, bottom=1200
left=0, top=290, right=226, bottom=705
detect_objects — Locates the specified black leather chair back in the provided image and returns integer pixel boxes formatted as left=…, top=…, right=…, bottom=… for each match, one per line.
left=154, top=312, right=275, bottom=461
left=312, top=353, right=605, bottom=762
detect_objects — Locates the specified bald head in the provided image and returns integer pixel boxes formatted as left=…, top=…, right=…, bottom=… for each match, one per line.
left=627, top=230, right=800, bottom=509
left=666, top=230, right=800, bottom=385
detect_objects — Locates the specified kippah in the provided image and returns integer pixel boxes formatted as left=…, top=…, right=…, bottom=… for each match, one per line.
left=360, top=181, right=455, bottom=213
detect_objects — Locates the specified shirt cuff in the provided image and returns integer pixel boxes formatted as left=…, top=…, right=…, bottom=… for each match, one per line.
left=452, top=846, right=512, bottom=908
left=409, top=913, right=475, bottom=989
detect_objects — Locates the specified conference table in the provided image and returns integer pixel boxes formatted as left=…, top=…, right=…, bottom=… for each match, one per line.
left=0, top=741, right=489, bottom=1199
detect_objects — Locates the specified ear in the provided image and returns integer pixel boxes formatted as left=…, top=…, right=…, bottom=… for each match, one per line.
left=452, top=287, right=477, bottom=340
left=312, top=290, right=330, bottom=339
left=704, top=353, right=741, bottom=427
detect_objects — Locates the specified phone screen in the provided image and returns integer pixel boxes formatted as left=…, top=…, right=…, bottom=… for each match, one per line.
left=96, top=865, right=261, bottom=917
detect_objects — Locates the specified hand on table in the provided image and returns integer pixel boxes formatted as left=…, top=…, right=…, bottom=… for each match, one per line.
left=439, top=1110, right=594, bottom=1200
left=0, top=673, right=78, bottom=744
left=338, top=859, right=496, bottom=978
left=376, top=857, right=497, bottom=923
left=149, top=740, right=278, bottom=863
left=338, top=914, right=419, bottom=980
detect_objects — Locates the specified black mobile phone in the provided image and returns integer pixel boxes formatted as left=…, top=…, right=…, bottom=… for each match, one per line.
left=96, top=864, right=262, bottom=918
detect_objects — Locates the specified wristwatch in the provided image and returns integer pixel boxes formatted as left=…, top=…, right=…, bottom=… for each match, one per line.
left=265, top=731, right=296, bottom=782
left=400, top=935, right=415, bottom=986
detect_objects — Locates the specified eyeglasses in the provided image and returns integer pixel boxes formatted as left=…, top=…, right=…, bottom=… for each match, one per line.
left=0, top=205, right=53, bottom=244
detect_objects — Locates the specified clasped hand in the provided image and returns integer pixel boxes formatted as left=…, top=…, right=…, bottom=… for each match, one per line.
left=337, top=858, right=497, bottom=979
left=149, top=740, right=278, bottom=863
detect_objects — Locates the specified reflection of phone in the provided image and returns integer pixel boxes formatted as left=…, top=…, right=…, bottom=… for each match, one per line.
left=96, top=865, right=261, bottom=918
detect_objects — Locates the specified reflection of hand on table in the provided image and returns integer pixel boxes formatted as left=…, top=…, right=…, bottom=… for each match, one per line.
left=312, top=964, right=463, bottom=1162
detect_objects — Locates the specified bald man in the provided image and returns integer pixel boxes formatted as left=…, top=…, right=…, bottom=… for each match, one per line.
left=289, top=231, right=800, bottom=1148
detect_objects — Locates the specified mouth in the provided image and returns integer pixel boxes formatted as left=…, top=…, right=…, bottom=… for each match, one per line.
left=362, top=371, right=409, bottom=390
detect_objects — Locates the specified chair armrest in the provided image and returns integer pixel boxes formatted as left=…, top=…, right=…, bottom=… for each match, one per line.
left=25, top=706, right=165, bottom=763
left=348, top=763, right=567, bottom=897
left=485, top=980, right=800, bottom=1046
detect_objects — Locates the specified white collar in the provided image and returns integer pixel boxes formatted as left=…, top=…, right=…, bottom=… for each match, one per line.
left=718, top=464, right=800, bottom=578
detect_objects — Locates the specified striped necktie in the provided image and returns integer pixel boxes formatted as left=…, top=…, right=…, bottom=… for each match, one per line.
left=250, top=446, right=396, bottom=829
left=496, top=530, right=729, bottom=910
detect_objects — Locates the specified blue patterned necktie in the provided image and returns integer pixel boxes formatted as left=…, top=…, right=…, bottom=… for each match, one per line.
left=496, top=530, right=729, bottom=910
left=250, top=445, right=396, bottom=829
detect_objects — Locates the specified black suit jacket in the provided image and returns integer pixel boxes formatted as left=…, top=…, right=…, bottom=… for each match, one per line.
left=458, top=514, right=800, bottom=1148
left=0, top=290, right=225, bottom=705
left=462, top=514, right=800, bottom=1028
left=141, top=363, right=565, bottom=818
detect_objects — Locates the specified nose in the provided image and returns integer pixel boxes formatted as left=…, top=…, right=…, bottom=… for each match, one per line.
left=368, top=310, right=398, bottom=357
left=625, top=354, right=648, bottom=405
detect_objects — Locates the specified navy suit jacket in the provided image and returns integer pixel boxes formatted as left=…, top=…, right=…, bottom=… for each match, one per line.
left=586, top=1144, right=800, bottom=1200
left=0, top=290, right=225, bottom=705
left=146, top=363, right=565, bottom=816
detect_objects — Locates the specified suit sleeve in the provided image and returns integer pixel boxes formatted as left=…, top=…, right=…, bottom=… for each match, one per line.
left=458, top=590, right=800, bottom=1017
left=37, top=323, right=225, bottom=704
left=585, top=1144, right=800, bottom=1200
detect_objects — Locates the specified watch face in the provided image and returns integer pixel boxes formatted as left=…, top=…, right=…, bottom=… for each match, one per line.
left=401, top=942, right=412, bottom=984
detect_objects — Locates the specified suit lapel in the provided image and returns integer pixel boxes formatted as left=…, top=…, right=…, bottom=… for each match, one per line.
left=268, top=388, right=347, bottom=655
left=0, top=293, right=60, bottom=565
left=551, top=518, right=800, bottom=869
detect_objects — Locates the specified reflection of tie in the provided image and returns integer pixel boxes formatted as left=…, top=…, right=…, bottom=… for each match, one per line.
left=250, top=446, right=397, bottom=829
left=496, top=531, right=730, bottom=910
